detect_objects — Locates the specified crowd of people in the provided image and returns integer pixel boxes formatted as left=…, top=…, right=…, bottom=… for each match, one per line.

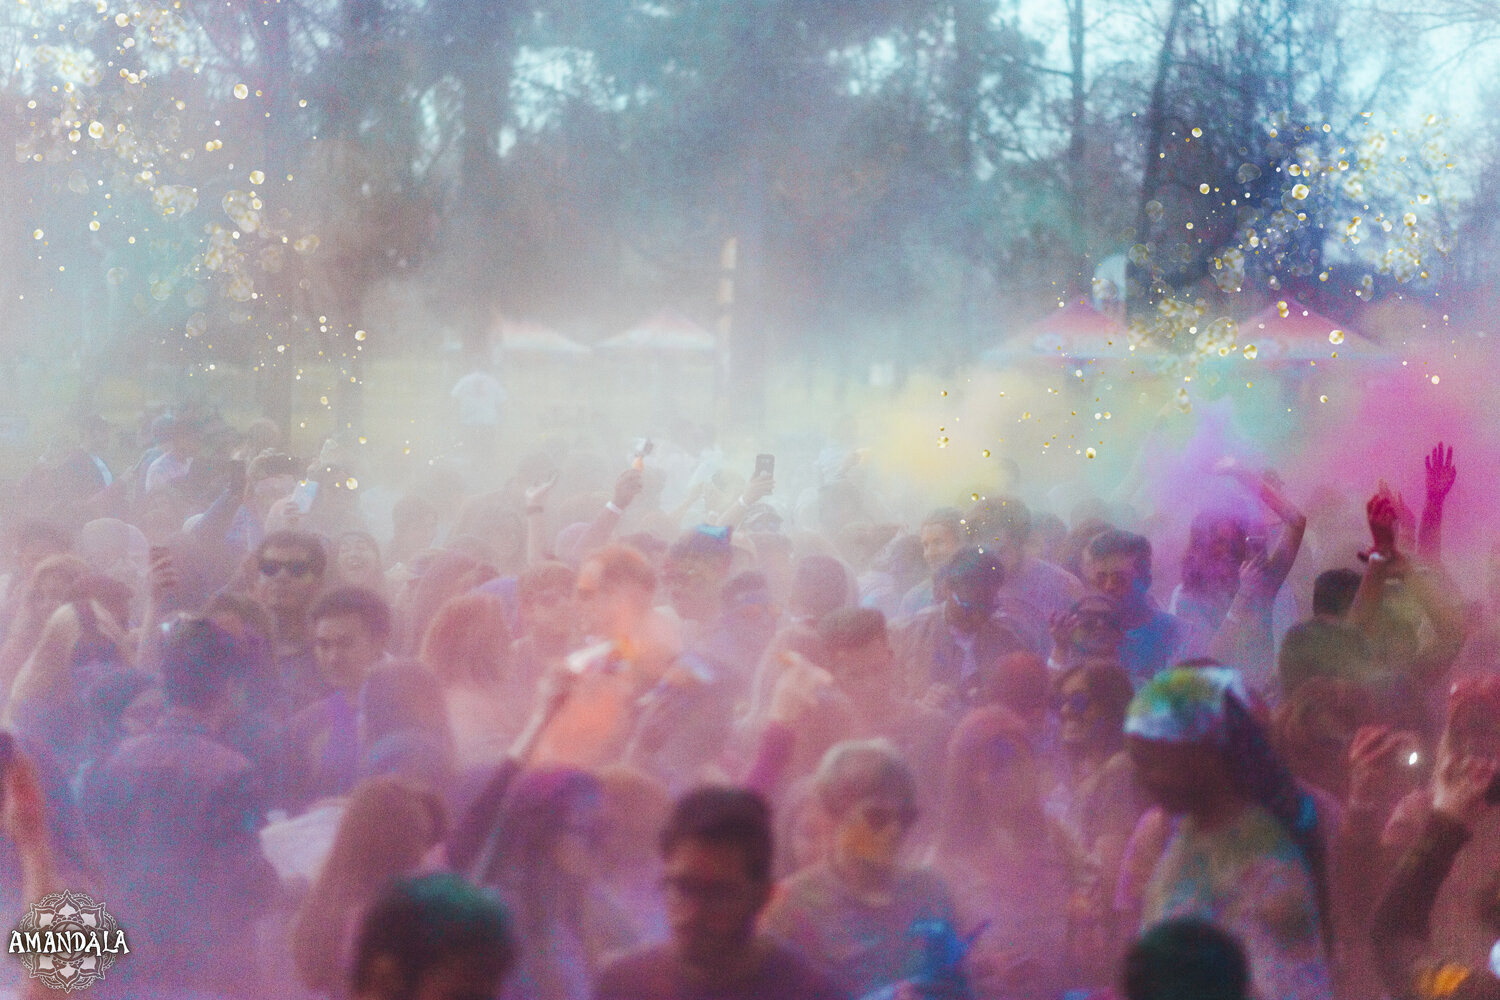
left=0, top=407, right=1495, bottom=1000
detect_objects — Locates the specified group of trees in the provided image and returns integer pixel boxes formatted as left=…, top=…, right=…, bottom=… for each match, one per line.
left=0, top=0, right=1494, bottom=426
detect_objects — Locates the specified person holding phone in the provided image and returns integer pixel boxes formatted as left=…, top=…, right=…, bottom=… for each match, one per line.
left=1375, top=678, right=1500, bottom=995
left=1372, top=726, right=1500, bottom=1000
left=716, top=455, right=775, bottom=532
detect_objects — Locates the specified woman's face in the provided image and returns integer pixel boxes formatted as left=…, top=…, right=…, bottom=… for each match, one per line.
left=973, top=738, right=1039, bottom=818
left=833, top=793, right=915, bottom=873
left=1058, top=675, right=1107, bottom=749
left=338, top=536, right=380, bottom=579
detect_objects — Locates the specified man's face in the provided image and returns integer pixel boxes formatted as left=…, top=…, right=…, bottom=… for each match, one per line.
left=944, top=573, right=998, bottom=630
left=575, top=559, right=648, bottom=638
left=1084, top=552, right=1148, bottom=609
left=663, top=839, right=769, bottom=969
left=361, top=952, right=508, bottom=1000
left=920, top=524, right=960, bottom=573
left=662, top=555, right=724, bottom=623
left=832, top=636, right=895, bottom=708
left=409, top=957, right=507, bottom=1000
left=1072, top=596, right=1125, bottom=655
left=522, top=583, right=574, bottom=640
left=252, top=473, right=296, bottom=511
left=254, top=544, right=323, bottom=617
left=314, top=613, right=384, bottom=691
left=338, top=535, right=380, bottom=580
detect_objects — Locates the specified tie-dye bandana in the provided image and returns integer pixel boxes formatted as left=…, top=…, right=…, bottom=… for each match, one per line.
left=1123, top=666, right=1250, bottom=745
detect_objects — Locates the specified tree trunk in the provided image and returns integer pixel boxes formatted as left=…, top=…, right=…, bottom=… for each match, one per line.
left=1132, top=0, right=1191, bottom=306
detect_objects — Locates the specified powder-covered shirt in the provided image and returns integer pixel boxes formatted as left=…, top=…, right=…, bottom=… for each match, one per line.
left=1142, top=803, right=1332, bottom=1000
left=762, top=862, right=957, bottom=999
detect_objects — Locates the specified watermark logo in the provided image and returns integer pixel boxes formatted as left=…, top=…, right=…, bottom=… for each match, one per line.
left=8, top=891, right=128, bottom=993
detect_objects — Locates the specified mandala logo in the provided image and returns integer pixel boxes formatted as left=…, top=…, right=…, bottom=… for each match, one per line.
left=8, top=890, right=129, bottom=993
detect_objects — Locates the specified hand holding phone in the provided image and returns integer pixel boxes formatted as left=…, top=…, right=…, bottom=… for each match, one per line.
left=291, top=479, right=318, bottom=515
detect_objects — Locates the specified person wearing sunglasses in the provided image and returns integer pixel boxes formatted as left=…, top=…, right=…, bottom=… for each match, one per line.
left=1048, top=662, right=1144, bottom=984
left=249, top=529, right=327, bottom=711
left=762, top=740, right=956, bottom=1000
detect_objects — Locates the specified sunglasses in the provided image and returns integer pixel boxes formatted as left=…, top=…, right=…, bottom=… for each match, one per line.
left=259, top=558, right=313, bottom=579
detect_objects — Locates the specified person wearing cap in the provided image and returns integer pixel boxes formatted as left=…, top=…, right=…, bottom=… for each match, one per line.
left=1126, top=666, right=1333, bottom=1000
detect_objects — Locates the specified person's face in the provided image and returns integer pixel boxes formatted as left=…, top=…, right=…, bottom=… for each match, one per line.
left=991, top=531, right=1026, bottom=577
left=662, top=556, right=723, bottom=623
left=832, top=636, right=895, bottom=708
left=576, top=560, right=648, bottom=638
left=1198, top=523, right=1247, bottom=587
left=920, top=524, right=960, bottom=573
left=662, top=839, right=769, bottom=968
left=944, top=575, right=998, bottom=630
left=833, top=793, right=916, bottom=873
left=1127, top=735, right=1230, bottom=814
left=314, top=613, right=384, bottom=691
left=208, top=611, right=271, bottom=672
left=1084, top=553, right=1148, bottom=609
left=1057, top=674, right=1106, bottom=749
left=361, top=952, right=509, bottom=1000
left=338, top=536, right=380, bottom=580
left=1073, top=597, right=1125, bottom=655
left=254, top=544, right=323, bottom=616
left=972, top=738, right=1039, bottom=818
left=396, top=509, right=440, bottom=544
left=253, top=473, right=296, bottom=511
left=522, top=583, right=574, bottom=640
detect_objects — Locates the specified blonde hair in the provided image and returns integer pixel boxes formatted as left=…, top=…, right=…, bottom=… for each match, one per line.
left=290, top=777, right=446, bottom=994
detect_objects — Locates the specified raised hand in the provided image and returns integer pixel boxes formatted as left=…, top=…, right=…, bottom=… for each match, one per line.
left=1425, top=442, right=1457, bottom=503
left=1367, top=489, right=1398, bottom=557
left=741, top=472, right=775, bottom=505
left=611, top=467, right=644, bottom=510
left=1432, top=735, right=1498, bottom=828
left=525, top=472, right=559, bottom=509
left=1347, top=726, right=1424, bottom=814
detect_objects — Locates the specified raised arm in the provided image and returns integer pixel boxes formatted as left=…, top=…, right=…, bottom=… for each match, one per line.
left=564, top=467, right=643, bottom=563
left=2, top=747, right=62, bottom=1000
left=1214, top=459, right=1307, bottom=587
left=1350, top=490, right=1399, bottom=636
left=523, top=473, right=558, bottom=567
left=714, top=471, right=774, bottom=530
left=1419, top=442, right=1456, bottom=564
left=1371, top=741, right=1497, bottom=1000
